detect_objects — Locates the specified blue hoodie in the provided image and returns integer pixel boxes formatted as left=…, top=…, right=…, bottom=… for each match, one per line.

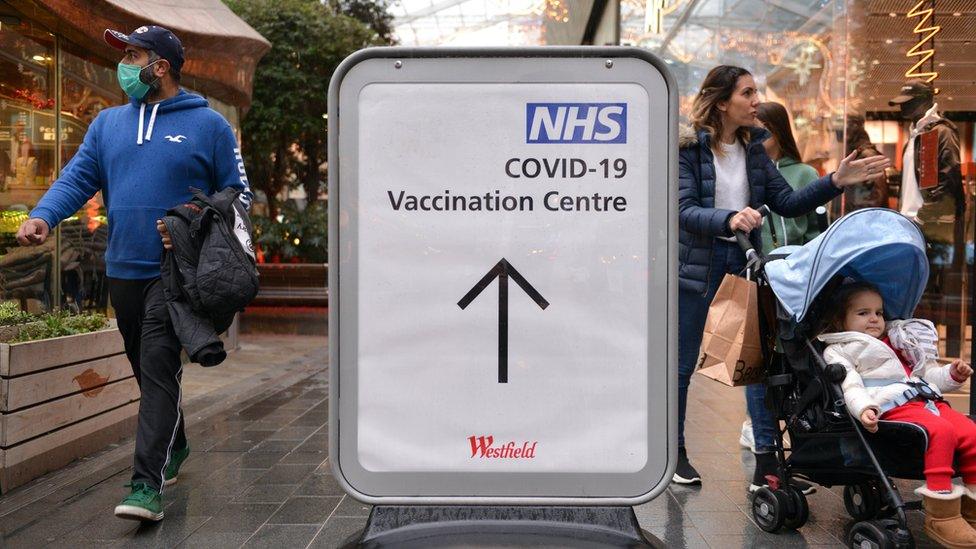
left=31, top=90, right=253, bottom=279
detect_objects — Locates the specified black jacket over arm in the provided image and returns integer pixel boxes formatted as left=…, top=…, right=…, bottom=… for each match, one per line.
left=161, top=187, right=259, bottom=366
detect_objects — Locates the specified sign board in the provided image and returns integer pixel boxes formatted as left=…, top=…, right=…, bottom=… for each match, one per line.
left=328, top=47, right=677, bottom=504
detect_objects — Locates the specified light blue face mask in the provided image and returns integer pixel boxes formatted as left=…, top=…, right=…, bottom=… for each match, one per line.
left=117, top=60, right=159, bottom=100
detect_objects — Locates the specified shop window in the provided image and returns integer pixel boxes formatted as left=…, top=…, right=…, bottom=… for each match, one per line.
left=57, top=38, right=124, bottom=314
left=0, top=13, right=56, bottom=313
left=842, top=3, right=975, bottom=363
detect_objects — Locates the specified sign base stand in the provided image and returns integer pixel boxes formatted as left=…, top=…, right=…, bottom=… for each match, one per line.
left=341, top=505, right=658, bottom=547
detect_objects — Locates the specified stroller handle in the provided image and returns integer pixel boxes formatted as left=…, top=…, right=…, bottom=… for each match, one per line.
left=734, top=205, right=770, bottom=262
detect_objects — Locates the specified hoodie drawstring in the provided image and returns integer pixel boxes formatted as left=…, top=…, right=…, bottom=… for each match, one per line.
left=137, top=102, right=161, bottom=145
left=137, top=103, right=145, bottom=145
left=145, top=103, right=160, bottom=142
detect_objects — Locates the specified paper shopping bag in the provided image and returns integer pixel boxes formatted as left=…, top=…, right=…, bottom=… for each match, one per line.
left=695, top=273, right=765, bottom=387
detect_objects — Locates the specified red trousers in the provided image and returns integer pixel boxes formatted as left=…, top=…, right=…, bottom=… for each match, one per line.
left=881, top=400, right=976, bottom=491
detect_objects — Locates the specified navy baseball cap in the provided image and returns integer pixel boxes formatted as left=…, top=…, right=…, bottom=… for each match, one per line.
left=104, top=25, right=184, bottom=73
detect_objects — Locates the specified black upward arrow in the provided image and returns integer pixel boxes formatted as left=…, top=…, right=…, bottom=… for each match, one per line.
left=457, top=258, right=549, bottom=383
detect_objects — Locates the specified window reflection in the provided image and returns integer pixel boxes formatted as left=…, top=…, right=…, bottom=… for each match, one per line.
left=57, top=39, right=122, bottom=313
left=0, top=16, right=55, bottom=312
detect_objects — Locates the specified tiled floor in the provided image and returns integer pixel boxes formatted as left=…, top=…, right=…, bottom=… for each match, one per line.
left=0, top=335, right=947, bottom=548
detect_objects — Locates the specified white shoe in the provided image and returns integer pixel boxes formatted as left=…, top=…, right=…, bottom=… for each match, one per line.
left=739, top=420, right=756, bottom=453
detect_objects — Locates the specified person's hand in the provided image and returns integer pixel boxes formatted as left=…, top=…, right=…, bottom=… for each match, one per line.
left=832, top=151, right=891, bottom=187
left=951, top=359, right=973, bottom=382
left=728, top=207, right=763, bottom=233
left=860, top=409, right=879, bottom=433
left=15, top=218, right=49, bottom=246
left=156, top=220, right=172, bottom=250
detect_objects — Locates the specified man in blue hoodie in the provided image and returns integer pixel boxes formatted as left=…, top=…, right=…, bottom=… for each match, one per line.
left=15, top=25, right=252, bottom=521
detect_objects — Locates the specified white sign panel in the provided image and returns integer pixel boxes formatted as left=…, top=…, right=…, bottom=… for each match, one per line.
left=329, top=48, right=676, bottom=504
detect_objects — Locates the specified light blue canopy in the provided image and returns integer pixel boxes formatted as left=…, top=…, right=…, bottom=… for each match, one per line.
left=765, top=208, right=929, bottom=323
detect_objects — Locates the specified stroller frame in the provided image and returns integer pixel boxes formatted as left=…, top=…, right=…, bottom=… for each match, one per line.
left=732, top=224, right=919, bottom=549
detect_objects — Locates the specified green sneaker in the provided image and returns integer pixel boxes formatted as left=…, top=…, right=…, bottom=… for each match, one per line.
left=114, top=482, right=163, bottom=521
left=163, top=444, right=190, bottom=486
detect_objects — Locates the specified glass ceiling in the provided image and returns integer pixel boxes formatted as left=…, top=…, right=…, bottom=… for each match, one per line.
left=622, top=0, right=834, bottom=69
left=390, top=0, right=550, bottom=46
left=391, top=0, right=833, bottom=51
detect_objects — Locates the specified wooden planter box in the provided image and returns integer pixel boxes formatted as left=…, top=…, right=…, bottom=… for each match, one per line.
left=0, top=322, right=137, bottom=493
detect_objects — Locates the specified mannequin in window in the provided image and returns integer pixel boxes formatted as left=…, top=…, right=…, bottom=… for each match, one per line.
left=891, top=80, right=965, bottom=355
left=891, top=80, right=963, bottom=226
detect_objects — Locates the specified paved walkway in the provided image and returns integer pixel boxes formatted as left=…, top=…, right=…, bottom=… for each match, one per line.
left=0, top=334, right=944, bottom=548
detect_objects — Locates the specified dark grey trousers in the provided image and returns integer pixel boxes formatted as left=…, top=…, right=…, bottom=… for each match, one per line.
left=108, top=277, right=186, bottom=492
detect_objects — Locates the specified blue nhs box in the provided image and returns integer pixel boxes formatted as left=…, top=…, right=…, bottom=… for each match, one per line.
left=525, top=103, right=627, bottom=144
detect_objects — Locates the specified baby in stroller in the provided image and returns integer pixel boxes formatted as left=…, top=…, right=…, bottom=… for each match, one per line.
left=819, top=280, right=976, bottom=548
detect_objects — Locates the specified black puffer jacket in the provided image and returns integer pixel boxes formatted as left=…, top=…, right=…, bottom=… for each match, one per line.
left=161, top=187, right=258, bottom=366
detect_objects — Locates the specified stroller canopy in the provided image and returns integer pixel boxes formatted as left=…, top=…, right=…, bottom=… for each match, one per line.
left=765, top=208, right=928, bottom=323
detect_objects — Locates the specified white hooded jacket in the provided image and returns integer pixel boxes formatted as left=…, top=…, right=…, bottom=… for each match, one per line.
left=819, top=326, right=961, bottom=419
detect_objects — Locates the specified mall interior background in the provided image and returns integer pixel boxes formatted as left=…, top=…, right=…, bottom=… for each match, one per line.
left=0, top=0, right=266, bottom=315
left=0, top=0, right=972, bottom=362
left=394, top=0, right=975, bottom=363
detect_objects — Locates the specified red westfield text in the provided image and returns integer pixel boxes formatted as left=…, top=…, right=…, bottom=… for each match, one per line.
left=468, top=435, right=538, bottom=459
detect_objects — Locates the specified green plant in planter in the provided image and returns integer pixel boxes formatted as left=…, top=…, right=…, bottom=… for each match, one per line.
left=14, top=311, right=109, bottom=342
left=0, top=302, right=34, bottom=326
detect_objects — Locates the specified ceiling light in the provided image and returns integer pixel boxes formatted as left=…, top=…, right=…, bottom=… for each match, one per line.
left=889, top=12, right=897, bottom=17
left=952, top=12, right=962, bottom=16
left=32, top=55, right=46, bottom=62
left=885, top=39, right=893, bottom=44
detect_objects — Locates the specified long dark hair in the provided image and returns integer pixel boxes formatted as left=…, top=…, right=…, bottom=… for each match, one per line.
left=845, top=114, right=874, bottom=156
left=690, top=65, right=753, bottom=152
left=757, top=102, right=803, bottom=163
left=820, top=281, right=883, bottom=333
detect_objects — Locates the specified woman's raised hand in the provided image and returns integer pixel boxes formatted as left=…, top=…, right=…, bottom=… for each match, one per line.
left=832, top=151, right=891, bottom=188
left=728, top=207, right=763, bottom=233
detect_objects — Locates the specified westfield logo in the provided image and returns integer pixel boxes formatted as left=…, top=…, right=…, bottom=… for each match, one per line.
left=468, top=435, right=538, bottom=459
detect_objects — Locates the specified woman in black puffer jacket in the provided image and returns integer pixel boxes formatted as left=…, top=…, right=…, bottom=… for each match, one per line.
left=673, top=65, right=889, bottom=488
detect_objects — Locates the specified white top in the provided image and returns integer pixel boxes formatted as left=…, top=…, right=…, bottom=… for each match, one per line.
left=900, top=103, right=941, bottom=222
left=713, top=140, right=749, bottom=240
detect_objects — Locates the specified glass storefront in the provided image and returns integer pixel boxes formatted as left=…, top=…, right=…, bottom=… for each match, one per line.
left=618, top=0, right=975, bottom=363
left=0, top=0, right=245, bottom=314
left=0, top=10, right=60, bottom=313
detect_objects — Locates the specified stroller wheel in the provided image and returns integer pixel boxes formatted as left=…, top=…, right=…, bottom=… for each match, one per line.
left=845, top=482, right=883, bottom=520
left=752, top=486, right=788, bottom=533
left=782, top=485, right=810, bottom=530
left=847, top=519, right=914, bottom=549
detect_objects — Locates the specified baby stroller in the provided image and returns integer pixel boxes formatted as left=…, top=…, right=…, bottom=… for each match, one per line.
left=740, top=207, right=936, bottom=548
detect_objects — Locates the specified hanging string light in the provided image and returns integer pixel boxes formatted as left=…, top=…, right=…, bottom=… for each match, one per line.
left=543, top=0, right=570, bottom=23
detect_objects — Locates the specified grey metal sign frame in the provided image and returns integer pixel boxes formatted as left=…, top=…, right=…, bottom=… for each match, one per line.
left=328, top=46, right=678, bottom=505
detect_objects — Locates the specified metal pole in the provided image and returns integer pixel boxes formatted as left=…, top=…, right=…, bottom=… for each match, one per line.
left=52, top=33, right=62, bottom=311
left=962, top=174, right=976, bottom=416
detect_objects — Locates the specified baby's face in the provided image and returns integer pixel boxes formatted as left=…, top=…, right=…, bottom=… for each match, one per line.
left=843, top=291, right=885, bottom=338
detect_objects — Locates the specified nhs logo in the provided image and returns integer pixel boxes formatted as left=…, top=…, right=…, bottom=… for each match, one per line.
left=526, top=103, right=627, bottom=144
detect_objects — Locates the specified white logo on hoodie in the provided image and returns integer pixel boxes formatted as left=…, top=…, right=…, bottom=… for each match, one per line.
left=165, top=135, right=187, bottom=143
